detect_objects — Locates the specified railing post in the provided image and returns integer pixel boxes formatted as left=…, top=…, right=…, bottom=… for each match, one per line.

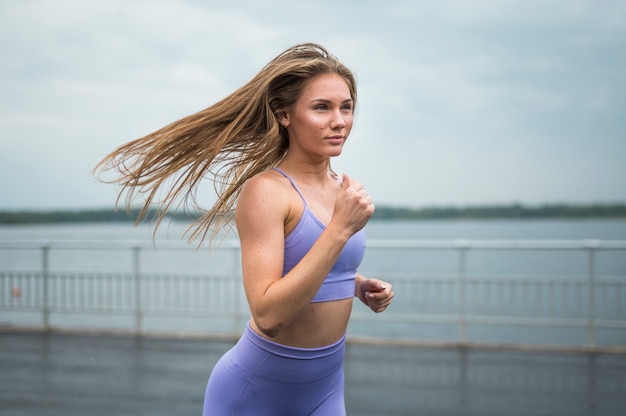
left=586, top=241, right=597, bottom=349
left=457, top=240, right=468, bottom=344
left=42, top=243, right=50, bottom=331
left=133, top=245, right=142, bottom=335
left=232, top=243, right=243, bottom=334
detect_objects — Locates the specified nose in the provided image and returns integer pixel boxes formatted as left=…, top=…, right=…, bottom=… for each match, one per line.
left=330, top=109, right=347, bottom=130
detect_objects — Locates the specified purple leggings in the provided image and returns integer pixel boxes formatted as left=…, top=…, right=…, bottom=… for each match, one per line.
left=203, top=322, right=346, bottom=415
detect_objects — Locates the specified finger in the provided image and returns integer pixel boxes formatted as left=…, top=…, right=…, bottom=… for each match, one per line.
left=368, top=292, right=393, bottom=308
left=366, top=293, right=390, bottom=307
left=341, top=173, right=350, bottom=188
left=373, top=299, right=393, bottom=311
left=366, top=282, right=388, bottom=293
left=370, top=304, right=384, bottom=313
left=370, top=295, right=392, bottom=307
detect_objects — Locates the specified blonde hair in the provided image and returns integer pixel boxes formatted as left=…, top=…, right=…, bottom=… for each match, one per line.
left=94, top=43, right=357, bottom=245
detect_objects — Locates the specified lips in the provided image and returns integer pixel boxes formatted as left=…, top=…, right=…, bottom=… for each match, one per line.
left=326, top=135, right=345, bottom=144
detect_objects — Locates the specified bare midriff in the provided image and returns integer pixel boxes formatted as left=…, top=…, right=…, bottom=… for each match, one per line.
left=249, top=297, right=353, bottom=348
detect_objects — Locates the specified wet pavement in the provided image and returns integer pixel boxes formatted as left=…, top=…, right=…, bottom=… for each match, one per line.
left=1, top=330, right=625, bottom=416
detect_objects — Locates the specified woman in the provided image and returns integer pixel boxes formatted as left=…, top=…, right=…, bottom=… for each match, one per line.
left=95, top=43, right=393, bottom=415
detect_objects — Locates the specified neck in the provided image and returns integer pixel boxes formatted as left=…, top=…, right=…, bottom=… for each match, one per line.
left=281, top=153, right=331, bottom=174
left=278, top=158, right=334, bottom=185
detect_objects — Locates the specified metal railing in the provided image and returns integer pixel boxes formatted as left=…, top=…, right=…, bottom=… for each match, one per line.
left=1, top=239, right=625, bottom=351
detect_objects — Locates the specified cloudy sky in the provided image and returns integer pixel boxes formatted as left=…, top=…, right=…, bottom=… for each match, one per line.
left=1, top=0, right=624, bottom=211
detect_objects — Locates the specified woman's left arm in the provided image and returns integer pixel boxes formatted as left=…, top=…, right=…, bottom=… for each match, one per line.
left=355, top=273, right=394, bottom=313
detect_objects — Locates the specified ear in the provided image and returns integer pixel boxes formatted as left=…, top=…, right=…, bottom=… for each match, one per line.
left=276, top=111, right=290, bottom=127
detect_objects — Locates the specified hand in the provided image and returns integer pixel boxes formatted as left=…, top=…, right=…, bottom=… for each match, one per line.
left=357, top=277, right=394, bottom=313
left=331, top=174, right=375, bottom=236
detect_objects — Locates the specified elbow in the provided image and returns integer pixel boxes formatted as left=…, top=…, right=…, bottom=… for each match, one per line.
left=252, top=314, right=285, bottom=338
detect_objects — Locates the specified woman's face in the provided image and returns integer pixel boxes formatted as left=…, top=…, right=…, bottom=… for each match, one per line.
left=282, top=73, right=354, bottom=160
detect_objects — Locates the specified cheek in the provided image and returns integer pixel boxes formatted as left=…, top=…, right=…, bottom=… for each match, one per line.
left=345, top=117, right=354, bottom=131
left=296, top=113, right=323, bottom=130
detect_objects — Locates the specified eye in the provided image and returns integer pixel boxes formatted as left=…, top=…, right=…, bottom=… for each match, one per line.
left=314, top=104, right=328, bottom=111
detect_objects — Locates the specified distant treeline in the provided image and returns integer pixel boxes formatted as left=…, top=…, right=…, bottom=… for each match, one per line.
left=1, top=203, right=626, bottom=224
left=0, top=208, right=197, bottom=225
left=373, top=203, right=626, bottom=220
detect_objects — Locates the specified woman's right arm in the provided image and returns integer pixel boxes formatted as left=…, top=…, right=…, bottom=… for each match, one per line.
left=236, top=173, right=373, bottom=338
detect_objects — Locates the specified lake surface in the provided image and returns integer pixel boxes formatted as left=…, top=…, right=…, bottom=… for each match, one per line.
left=2, top=218, right=626, bottom=241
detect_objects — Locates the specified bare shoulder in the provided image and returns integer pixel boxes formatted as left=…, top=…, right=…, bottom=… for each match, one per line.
left=235, top=169, right=293, bottom=229
left=238, top=170, right=291, bottom=207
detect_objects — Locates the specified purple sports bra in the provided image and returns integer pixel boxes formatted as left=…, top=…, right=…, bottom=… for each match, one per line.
left=275, top=168, right=366, bottom=303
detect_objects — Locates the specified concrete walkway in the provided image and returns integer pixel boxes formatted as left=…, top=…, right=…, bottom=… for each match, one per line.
left=1, top=331, right=625, bottom=416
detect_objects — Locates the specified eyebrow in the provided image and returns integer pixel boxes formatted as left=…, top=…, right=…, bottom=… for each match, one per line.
left=309, top=98, right=353, bottom=104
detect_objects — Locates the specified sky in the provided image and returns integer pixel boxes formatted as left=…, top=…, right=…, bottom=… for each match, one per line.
left=1, top=0, right=625, bottom=211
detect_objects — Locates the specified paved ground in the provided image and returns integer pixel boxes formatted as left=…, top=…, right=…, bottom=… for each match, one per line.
left=1, top=330, right=625, bottom=416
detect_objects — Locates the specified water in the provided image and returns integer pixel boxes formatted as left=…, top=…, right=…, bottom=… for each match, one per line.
left=2, top=218, right=626, bottom=241
left=368, top=218, right=626, bottom=239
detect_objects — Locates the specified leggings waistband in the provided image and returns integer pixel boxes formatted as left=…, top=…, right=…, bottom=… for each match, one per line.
left=244, top=321, right=346, bottom=360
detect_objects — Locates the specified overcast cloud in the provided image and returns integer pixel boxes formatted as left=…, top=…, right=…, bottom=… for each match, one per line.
left=1, top=0, right=624, bottom=210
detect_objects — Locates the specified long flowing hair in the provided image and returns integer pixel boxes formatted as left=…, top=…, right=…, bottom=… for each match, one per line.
left=93, top=43, right=358, bottom=245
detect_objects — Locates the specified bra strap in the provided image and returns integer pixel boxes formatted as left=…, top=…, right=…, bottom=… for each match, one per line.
left=274, top=168, right=308, bottom=207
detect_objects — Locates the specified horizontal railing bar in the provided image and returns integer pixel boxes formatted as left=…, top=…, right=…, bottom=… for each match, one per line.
left=366, top=239, right=626, bottom=250
left=351, top=313, right=626, bottom=328
left=1, top=239, right=626, bottom=250
left=0, top=239, right=241, bottom=250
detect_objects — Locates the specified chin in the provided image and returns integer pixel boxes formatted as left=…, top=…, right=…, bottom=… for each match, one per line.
left=328, top=145, right=345, bottom=157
